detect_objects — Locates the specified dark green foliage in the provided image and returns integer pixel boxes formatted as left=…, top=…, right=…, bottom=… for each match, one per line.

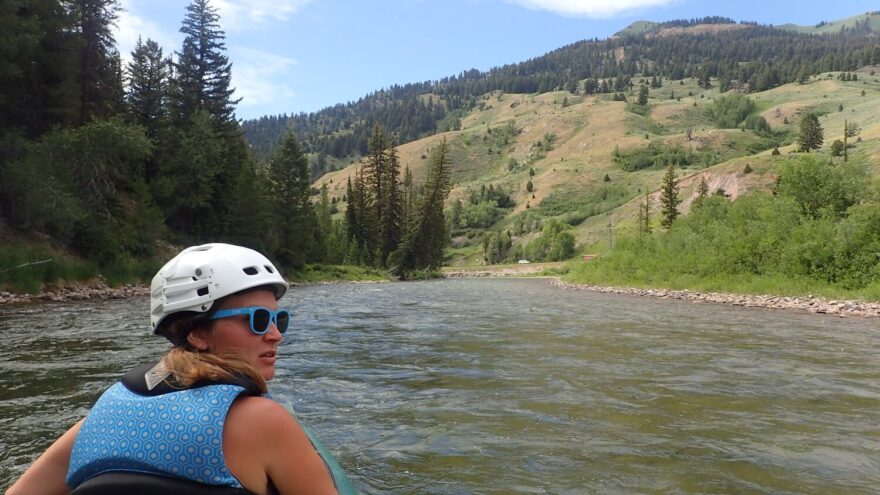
left=797, top=113, right=823, bottom=152
left=637, top=85, right=649, bottom=106
left=125, top=37, right=169, bottom=144
left=575, top=163, right=880, bottom=291
left=659, top=164, right=681, bottom=228
left=268, top=133, right=317, bottom=269
left=526, top=180, right=534, bottom=193
left=743, top=115, right=771, bottom=133
left=743, top=163, right=753, bottom=174
left=615, top=142, right=701, bottom=172
left=173, top=0, right=238, bottom=127
left=774, top=155, right=865, bottom=220
left=521, top=220, right=576, bottom=262
left=0, top=243, right=98, bottom=293
left=390, top=139, right=452, bottom=275
left=830, top=139, right=844, bottom=157
left=538, top=184, right=634, bottom=223
left=153, top=110, right=221, bottom=234
left=708, top=93, right=756, bottom=128
left=73, top=0, right=122, bottom=123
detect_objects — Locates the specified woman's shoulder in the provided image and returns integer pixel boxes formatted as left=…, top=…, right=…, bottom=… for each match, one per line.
left=226, top=396, right=302, bottom=435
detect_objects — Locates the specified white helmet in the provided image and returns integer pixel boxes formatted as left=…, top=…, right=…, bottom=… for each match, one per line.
left=150, top=243, right=288, bottom=338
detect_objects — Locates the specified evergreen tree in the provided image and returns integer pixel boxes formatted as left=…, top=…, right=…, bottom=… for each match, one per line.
left=153, top=110, right=221, bottom=234
left=2, top=0, right=80, bottom=136
left=797, top=113, right=823, bottom=152
left=379, top=141, right=402, bottom=265
left=125, top=37, right=169, bottom=143
left=223, top=161, right=269, bottom=253
left=391, top=138, right=453, bottom=275
left=638, top=84, right=649, bottom=106
left=268, top=132, right=316, bottom=269
left=659, top=164, right=681, bottom=229
left=173, top=0, right=239, bottom=127
left=74, top=0, right=121, bottom=123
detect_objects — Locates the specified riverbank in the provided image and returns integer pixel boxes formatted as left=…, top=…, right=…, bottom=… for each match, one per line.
left=554, top=280, right=880, bottom=318
left=0, top=280, right=149, bottom=305
left=442, top=263, right=880, bottom=318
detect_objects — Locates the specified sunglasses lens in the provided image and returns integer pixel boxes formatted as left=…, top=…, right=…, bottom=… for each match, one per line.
left=276, top=311, right=290, bottom=334
left=251, top=309, right=271, bottom=334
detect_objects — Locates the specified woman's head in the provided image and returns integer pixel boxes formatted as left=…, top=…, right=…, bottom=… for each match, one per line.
left=151, top=243, right=288, bottom=342
left=150, top=244, right=290, bottom=383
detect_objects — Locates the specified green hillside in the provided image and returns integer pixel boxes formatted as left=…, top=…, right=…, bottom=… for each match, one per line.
left=777, top=11, right=880, bottom=34
left=320, top=69, right=880, bottom=271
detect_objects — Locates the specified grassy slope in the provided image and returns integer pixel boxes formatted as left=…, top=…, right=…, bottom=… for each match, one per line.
left=319, top=67, right=880, bottom=270
left=776, top=12, right=880, bottom=34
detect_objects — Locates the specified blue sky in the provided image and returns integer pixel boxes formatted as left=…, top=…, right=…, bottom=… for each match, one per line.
left=113, top=0, right=880, bottom=120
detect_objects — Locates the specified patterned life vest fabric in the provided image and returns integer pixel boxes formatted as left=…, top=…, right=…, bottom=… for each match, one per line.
left=66, top=381, right=248, bottom=489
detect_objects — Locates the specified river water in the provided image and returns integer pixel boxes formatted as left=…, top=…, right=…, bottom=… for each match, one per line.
left=1, top=278, right=879, bottom=494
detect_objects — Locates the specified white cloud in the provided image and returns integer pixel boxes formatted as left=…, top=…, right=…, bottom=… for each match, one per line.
left=231, top=48, right=298, bottom=112
left=511, top=0, right=680, bottom=18
left=213, top=0, right=315, bottom=31
left=114, top=0, right=180, bottom=62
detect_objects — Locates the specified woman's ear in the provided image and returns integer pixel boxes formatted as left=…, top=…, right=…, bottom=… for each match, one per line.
left=186, top=327, right=213, bottom=352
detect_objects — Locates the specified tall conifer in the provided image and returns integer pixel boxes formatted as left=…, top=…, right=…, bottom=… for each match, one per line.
left=659, top=164, right=681, bottom=229
left=173, top=0, right=239, bottom=127
left=268, top=133, right=315, bottom=269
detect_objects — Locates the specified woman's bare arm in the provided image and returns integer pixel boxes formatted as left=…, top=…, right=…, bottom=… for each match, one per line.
left=6, top=419, right=84, bottom=495
left=224, top=397, right=337, bottom=495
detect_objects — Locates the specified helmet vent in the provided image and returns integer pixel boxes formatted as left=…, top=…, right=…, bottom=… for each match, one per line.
left=264, top=265, right=274, bottom=274
left=197, top=287, right=209, bottom=296
left=243, top=266, right=259, bottom=276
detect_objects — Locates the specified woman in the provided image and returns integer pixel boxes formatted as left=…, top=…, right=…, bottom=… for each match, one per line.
left=7, top=243, right=339, bottom=495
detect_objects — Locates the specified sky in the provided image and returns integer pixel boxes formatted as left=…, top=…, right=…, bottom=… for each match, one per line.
left=113, top=0, right=880, bottom=121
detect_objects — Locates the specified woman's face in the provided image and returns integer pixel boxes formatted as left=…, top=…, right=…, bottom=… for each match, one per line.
left=189, top=288, right=284, bottom=381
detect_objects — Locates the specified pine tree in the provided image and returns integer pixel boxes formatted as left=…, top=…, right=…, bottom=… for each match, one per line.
left=0, top=1, right=81, bottom=136
left=173, top=0, right=239, bottom=127
left=125, top=37, right=170, bottom=143
left=74, top=0, right=121, bottom=123
left=380, top=141, right=402, bottom=265
left=153, top=110, right=221, bottom=234
left=391, top=138, right=452, bottom=275
left=268, top=132, right=316, bottom=269
left=659, top=164, right=681, bottom=229
left=797, top=113, right=823, bottom=152
left=224, top=161, right=268, bottom=253
left=638, top=84, right=649, bottom=106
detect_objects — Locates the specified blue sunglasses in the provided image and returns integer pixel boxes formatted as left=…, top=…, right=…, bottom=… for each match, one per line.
left=210, top=306, right=291, bottom=335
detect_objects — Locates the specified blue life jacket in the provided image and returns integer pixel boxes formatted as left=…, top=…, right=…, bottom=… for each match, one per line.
left=66, top=363, right=269, bottom=495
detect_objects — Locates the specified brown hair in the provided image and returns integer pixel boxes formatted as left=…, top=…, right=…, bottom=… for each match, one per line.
left=158, top=290, right=272, bottom=394
left=161, top=347, right=268, bottom=394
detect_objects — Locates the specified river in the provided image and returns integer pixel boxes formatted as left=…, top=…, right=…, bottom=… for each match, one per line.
left=1, top=278, right=879, bottom=494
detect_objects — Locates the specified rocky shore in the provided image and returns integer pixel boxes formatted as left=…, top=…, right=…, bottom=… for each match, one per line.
left=0, top=282, right=149, bottom=305
left=443, top=270, right=880, bottom=317
left=550, top=279, right=880, bottom=318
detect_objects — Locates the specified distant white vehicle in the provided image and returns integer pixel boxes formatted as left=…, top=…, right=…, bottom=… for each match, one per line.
left=517, top=259, right=530, bottom=264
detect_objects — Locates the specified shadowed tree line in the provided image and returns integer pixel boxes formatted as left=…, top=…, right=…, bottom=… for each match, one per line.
left=0, top=0, right=450, bottom=279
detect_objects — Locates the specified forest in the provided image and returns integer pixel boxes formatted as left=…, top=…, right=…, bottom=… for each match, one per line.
left=0, top=0, right=450, bottom=289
